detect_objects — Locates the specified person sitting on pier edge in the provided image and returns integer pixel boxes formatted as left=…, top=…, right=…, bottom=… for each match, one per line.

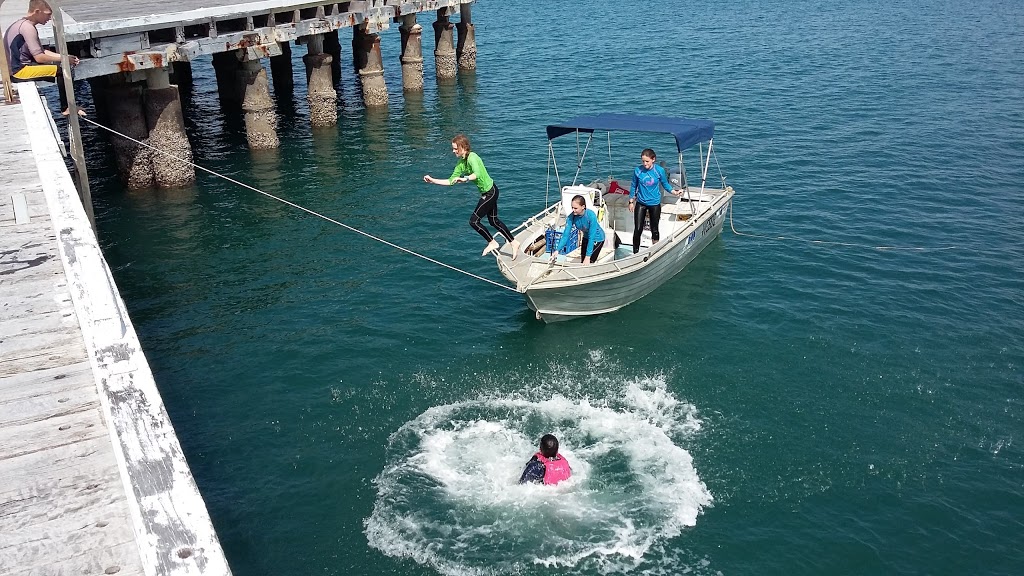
left=551, top=194, right=606, bottom=265
left=629, top=148, right=677, bottom=254
left=3, top=0, right=83, bottom=117
left=519, top=434, right=572, bottom=485
left=423, top=134, right=521, bottom=258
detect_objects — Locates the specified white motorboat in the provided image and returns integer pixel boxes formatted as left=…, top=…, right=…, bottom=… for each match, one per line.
left=495, top=114, right=735, bottom=322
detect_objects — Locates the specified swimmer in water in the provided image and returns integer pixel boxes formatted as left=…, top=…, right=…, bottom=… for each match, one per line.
left=518, top=434, right=571, bottom=485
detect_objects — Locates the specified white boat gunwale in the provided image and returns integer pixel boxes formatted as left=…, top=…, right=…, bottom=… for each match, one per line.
left=498, top=191, right=731, bottom=289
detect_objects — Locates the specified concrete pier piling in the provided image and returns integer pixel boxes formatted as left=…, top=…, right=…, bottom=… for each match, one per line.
left=144, top=69, right=195, bottom=187
left=270, top=42, right=295, bottom=95
left=432, top=11, right=457, bottom=81
left=353, top=25, right=388, bottom=107
left=98, top=72, right=195, bottom=189
left=456, top=4, right=477, bottom=72
left=87, top=76, right=110, bottom=122
left=399, top=15, right=425, bottom=92
left=322, top=30, right=343, bottom=85
left=303, top=34, right=339, bottom=127
left=105, top=81, right=155, bottom=190
left=212, top=50, right=242, bottom=103
left=238, top=58, right=280, bottom=150
left=171, top=61, right=194, bottom=89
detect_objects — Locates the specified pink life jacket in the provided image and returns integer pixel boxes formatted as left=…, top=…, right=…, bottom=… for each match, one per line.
left=535, top=452, right=571, bottom=485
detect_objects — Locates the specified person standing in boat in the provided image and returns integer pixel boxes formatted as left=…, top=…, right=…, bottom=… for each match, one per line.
left=551, top=195, right=606, bottom=265
left=629, top=148, right=676, bottom=254
left=519, top=434, right=572, bottom=485
left=423, top=134, right=520, bottom=258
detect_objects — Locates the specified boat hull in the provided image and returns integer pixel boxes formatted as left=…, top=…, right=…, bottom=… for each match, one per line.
left=524, top=197, right=730, bottom=322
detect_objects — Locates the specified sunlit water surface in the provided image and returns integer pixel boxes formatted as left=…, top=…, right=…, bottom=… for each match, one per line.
left=66, top=0, right=1024, bottom=574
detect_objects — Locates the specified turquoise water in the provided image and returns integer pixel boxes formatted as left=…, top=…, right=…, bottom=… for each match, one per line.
left=76, top=0, right=1024, bottom=574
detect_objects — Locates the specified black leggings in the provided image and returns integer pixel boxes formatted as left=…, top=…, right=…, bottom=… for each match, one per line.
left=470, top=184, right=515, bottom=243
left=633, top=202, right=662, bottom=253
left=582, top=237, right=605, bottom=263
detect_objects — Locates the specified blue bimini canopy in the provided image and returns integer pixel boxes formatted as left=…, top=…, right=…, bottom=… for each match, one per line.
left=545, top=113, right=715, bottom=152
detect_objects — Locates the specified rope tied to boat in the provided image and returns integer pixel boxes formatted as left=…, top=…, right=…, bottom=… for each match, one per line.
left=78, top=117, right=518, bottom=293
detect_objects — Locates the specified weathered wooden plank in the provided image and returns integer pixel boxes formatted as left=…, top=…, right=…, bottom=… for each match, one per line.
left=0, top=265, right=64, bottom=288
left=0, top=242, right=58, bottom=268
left=0, top=305, right=77, bottom=332
left=0, top=166, right=40, bottom=184
left=0, top=307, right=79, bottom=342
left=0, top=288, right=74, bottom=323
left=0, top=335, right=87, bottom=367
left=0, top=460, right=123, bottom=525
left=0, top=478, right=145, bottom=576
left=0, top=219, right=55, bottom=248
left=0, top=338, right=89, bottom=377
left=2, top=539, right=145, bottom=576
left=0, top=238, right=63, bottom=282
left=0, top=360, right=93, bottom=401
left=0, top=435, right=116, bottom=494
left=0, top=155, right=41, bottom=172
left=0, top=225, right=56, bottom=246
left=0, top=301, right=77, bottom=332
left=0, top=401, right=108, bottom=461
left=0, top=268, right=69, bottom=294
left=0, top=297, right=70, bottom=322
left=0, top=382, right=97, bottom=427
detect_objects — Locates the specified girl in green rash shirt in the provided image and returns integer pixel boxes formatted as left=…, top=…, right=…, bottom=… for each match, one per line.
left=424, top=134, right=521, bottom=258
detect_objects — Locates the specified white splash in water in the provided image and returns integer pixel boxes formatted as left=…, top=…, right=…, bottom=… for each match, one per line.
left=364, top=378, right=713, bottom=575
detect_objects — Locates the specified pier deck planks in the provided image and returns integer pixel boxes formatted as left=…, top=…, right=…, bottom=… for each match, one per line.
left=0, top=100, right=145, bottom=576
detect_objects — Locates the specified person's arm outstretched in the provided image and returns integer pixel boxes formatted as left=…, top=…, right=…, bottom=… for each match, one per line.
left=423, top=175, right=467, bottom=186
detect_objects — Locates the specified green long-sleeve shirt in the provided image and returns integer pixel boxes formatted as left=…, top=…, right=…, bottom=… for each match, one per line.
left=449, top=152, right=494, bottom=195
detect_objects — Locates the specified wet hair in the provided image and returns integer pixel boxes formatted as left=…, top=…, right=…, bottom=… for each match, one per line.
left=641, top=148, right=656, bottom=160
left=571, top=195, right=586, bottom=209
left=452, top=134, right=471, bottom=154
left=29, top=0, right=51, bottom=12
left=539, top=434, right=559, bottom=458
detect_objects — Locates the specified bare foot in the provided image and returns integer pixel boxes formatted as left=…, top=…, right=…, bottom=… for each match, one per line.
left=61, top=108, right=87, bottom=118
left=482, top=240, right=499, bottom=256
left=510, top=240, right=521, bottom=260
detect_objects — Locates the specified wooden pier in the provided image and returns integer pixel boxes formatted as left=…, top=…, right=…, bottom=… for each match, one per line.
left=32, top=0, right=473, bottom=80
left=0, top=84, right=231, bottom=575
left=3, top=0, right=476, bottom=192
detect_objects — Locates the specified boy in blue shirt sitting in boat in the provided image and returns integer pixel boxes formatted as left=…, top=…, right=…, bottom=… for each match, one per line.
left=551, top=195, right=606, bottom=265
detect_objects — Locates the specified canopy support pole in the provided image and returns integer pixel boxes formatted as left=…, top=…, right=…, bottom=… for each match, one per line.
left=701, top=139, right=714, bottom=197
left=571, top=131, right=593, bottom=186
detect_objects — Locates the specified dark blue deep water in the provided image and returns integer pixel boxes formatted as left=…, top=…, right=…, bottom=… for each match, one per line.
left=76, top=0, right=1023, bottom=574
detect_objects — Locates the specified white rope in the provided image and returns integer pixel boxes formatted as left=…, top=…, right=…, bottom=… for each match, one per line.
left=80, top=117, right=518, bottom=293
left=728, top=201, right=957, bottom=252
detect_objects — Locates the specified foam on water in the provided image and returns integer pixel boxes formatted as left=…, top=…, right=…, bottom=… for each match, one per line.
left=364, top=376, right=713, bottom=575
